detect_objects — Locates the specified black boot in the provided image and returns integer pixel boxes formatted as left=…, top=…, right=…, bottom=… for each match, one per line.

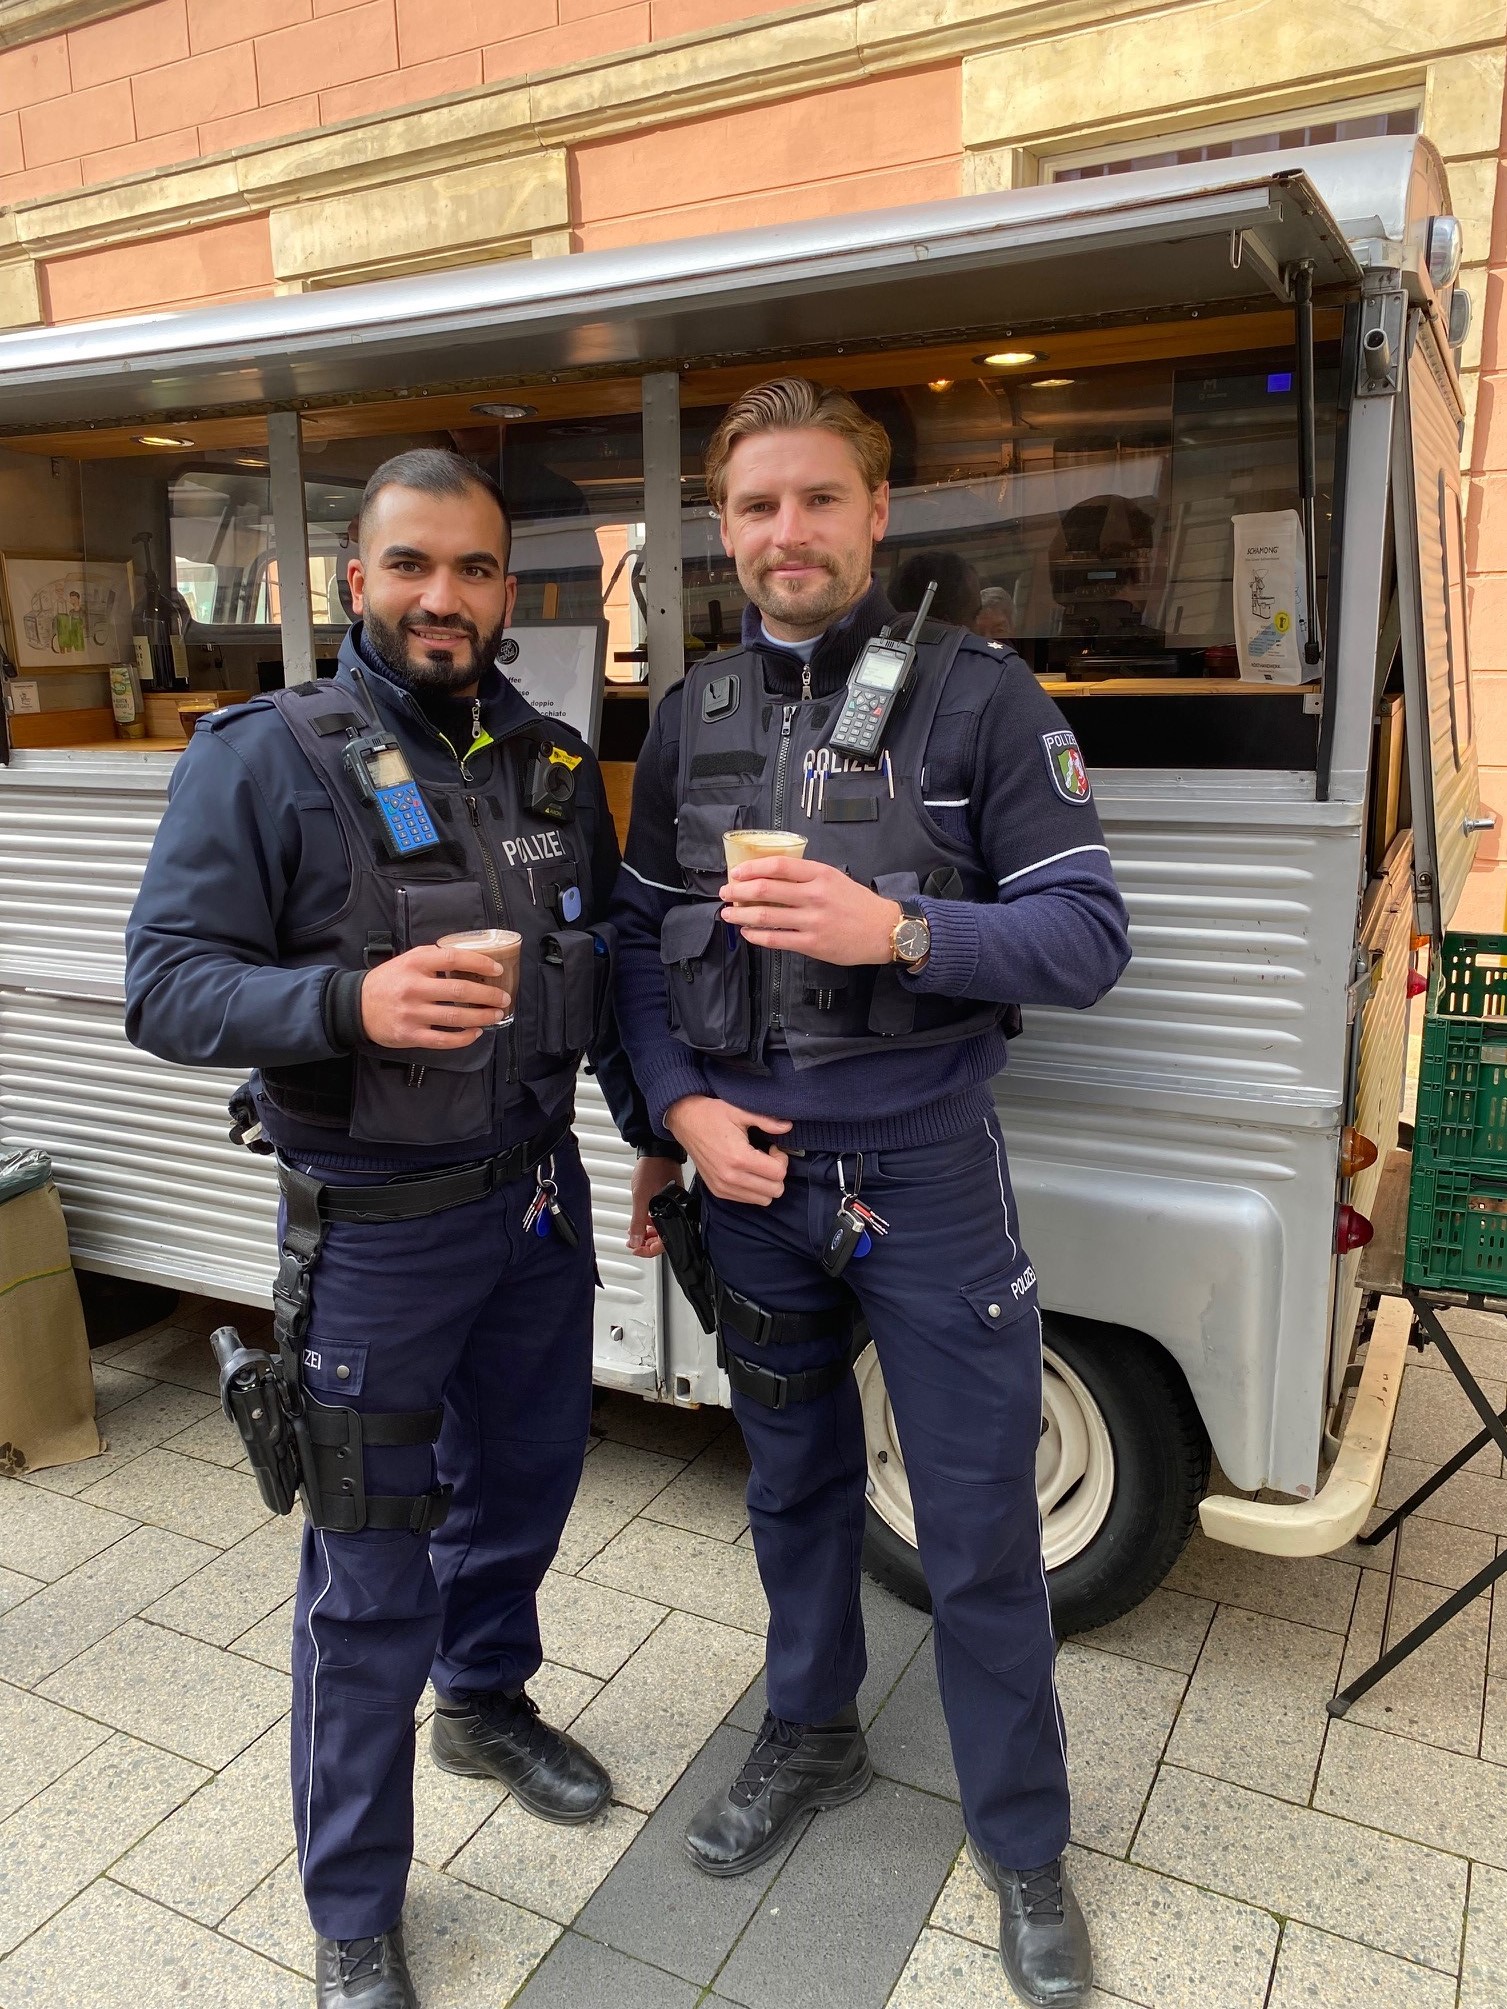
left=968, top=1842, right=1093, bottom=2009
left=430, top=1688, right=611, bottom=1823
left=314, top=1924, right=417, bottom=2008
left=684, top=1705, right=872, bottom=1877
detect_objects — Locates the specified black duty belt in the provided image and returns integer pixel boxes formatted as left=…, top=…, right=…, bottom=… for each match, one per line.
left=278, top=1117, right=571, bottom=1226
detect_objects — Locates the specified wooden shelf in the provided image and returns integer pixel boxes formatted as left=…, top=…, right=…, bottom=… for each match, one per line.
left=1041, top=678, right=1320, bottom=698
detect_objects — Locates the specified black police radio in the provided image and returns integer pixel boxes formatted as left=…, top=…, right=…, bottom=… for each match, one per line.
left=828, top=579, right=937, bottom=760
left=342, top=664, right=443, bottom=860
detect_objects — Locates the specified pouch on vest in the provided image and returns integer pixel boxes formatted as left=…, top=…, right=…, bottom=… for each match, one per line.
left=675, top=801, right=746, bottom=883
left=538, top=929, right=601, bottom=1058
left=661, top=900, right=751, bottom=1057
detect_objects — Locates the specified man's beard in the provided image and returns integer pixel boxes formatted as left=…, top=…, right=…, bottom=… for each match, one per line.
left=742, top=548, right=867, bottom=633
left=361, top=606, right=505, bottom=694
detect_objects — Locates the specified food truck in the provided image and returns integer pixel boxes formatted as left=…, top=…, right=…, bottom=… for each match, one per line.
left=0, top=132, right=1480, bottom=1632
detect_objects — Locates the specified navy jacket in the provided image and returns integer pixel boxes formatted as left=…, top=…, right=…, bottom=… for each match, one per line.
left=609, top=584, right=1132, bottom=1153
left=125, top=626, right=663, bottom=1167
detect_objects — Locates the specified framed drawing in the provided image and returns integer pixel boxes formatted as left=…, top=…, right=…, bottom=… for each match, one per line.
left=0, top=554, right=133, bottom=670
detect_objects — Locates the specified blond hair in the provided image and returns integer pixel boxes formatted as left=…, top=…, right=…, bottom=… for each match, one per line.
left=704, top=377, right=891, bottom=509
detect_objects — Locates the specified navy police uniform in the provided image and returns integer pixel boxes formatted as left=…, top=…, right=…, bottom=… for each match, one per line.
left=610, top=583, right=1131, bottom=1875
left=125, top=625, right=668, bottom=1944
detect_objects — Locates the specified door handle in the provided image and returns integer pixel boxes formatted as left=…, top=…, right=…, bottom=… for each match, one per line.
left=1464, top=816, right=1496, bottom=833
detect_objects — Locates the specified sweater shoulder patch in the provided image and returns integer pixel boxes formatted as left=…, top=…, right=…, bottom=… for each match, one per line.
left=1041, top=729, right=1092, bottom=803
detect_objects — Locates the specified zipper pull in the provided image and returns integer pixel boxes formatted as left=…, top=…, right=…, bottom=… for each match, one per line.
left=464, top=794, right=482, bottom=828
left=782, top=705, right=795, bottom=736
left=471, top=697, right=482, bottom=745
left=801, top=666, right=812, bottom=700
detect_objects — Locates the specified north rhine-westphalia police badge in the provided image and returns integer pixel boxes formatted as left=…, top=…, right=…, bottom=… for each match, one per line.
left=1041, top=728, right=1091, bottom=803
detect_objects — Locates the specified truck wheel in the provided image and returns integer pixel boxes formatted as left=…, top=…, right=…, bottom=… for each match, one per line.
left=857, top=1314, right=1210, bottom=1635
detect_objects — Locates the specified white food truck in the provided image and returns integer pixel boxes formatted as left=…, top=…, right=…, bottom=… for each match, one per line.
left=0, top=133, right=1480, bottom=1631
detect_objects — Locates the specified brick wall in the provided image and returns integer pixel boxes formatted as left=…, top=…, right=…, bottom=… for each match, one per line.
left=0, top=0, right=800, bottom=212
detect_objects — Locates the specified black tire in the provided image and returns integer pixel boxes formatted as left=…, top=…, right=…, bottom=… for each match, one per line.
left=861, top=1313, right=1211, bottom=1636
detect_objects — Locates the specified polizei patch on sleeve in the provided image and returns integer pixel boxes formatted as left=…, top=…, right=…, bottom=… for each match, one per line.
left=1041, top=729, right=1091, bottom=803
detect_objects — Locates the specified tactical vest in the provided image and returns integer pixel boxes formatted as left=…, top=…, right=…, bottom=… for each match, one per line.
left=255, top=680, right=612, bottom=1148
left=665, top=629, right=1003, bottom=1070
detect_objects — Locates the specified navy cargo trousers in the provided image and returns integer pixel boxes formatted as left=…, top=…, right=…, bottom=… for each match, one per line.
left=284, top=1137, right=596, bottom=1942
left=701, top=1115, right=1070, bottom=1872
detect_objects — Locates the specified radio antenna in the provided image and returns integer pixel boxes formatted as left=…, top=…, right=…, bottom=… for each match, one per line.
left=350, top=661, right=382, bottom=726
left=903, top=579, right=938, bottom=647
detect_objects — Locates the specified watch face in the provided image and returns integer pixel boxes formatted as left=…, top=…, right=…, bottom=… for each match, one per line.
left=894, top=917, right=929, bottom=962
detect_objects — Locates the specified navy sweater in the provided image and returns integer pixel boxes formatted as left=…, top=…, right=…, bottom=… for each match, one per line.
left=608, top=585, right=1132, bottom=1153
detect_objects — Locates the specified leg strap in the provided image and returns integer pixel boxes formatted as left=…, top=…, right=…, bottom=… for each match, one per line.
left=716, top=1285, right=866, bottom=1410
left=303, top=1396, right=452, bottom=1535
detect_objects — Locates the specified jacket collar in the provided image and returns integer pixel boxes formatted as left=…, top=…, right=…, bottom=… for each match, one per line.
left=337, top=623, right=543, bottom=750
left=739, top=579, right=895, bottom=699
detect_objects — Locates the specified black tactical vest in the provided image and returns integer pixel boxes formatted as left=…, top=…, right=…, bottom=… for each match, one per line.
left=257, top=680, right=611, bottom=1148
left=664, top=629, right=1004, bottom=1070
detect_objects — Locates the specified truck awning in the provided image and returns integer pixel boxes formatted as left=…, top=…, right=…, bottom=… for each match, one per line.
left=0, top=135, right=1393, bottom=432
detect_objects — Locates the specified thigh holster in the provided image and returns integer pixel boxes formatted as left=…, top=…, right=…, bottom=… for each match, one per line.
left=716, top=1282, right=867, bottom=1410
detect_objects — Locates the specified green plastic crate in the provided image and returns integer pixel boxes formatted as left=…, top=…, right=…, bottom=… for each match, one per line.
left=1405, top=1160, right=1507, bottom=1293
left=1414, top=934, right=1507, bottom=1170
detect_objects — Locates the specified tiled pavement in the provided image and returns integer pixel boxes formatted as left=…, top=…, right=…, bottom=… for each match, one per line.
left=4, top=1300, right=1507, bottom=2005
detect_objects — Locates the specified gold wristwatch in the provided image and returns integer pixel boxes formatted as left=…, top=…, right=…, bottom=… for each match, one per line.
left=890, top=902, right=931, bottom=969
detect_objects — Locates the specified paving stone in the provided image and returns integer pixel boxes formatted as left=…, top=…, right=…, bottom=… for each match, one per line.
left=90, top=1363, right=156, bottom=1415
left=1424, top=1314, right=1507, bottom=1382
left=1390, top=1360, right=1506, bottom=1476
left=1166, top=1606, right=1341, bottom=1802
left=0, top=1480, right=134, bottom=1582
left=529, top=1659, right=602, bottom=1731
left=714, top=1774, right=962, bottom=2009
left=1340, top=1512, right=1500, bottom=1591
left=113, top=1716, right=291, bottom=1925
left=1336, top=1566, right=1490, bottom=1754
left=867, top=1634, right=959, bottom=1801
left=77, top=1447, right=270, bottom=1547
left=512, top=1927, right=699, bottom=2007
left=552, top=1438, right=684, bottom=1575
left=143, top=1510, right=303, bottom=1647
left=1068, top=1844, right=1279, bottom=2008
left=584, top=1515, right=769, bottom=1635
left=567, top=1610, right=764, bottom=1814
left=1164, top=1530, right=1360, bottom=1632
left=573, top=1726, right=802, bottom=1981
left=403, top=1861, right=560, bottom=2006
left=220, top=1852, right=311, bottom=1977
left=1076, top=1586, right=1216, bottom=1675
left=231, top=1597, right=295, bottom=1674
left=0, top=1524, right=216, bottom=1690
left=640, top=1428, right=751, bottom=1543
left=1135, top=1764, right=1467, bottom=1972
left=888, top=1925, right=1137, bottom=2007
left=0, top=1680, right=110, bottom=1822
left=0, top=1564, right=39, bottom=1614
left=161, top=1403, right=250, bottom=1469
left=450, top=1794, right=644, bottom=1921
left=104, top=1326, right=222, bottom=1394
left=39, top=1618, right=287, bottom=1769
left=1055, top=1644, right=1186, bottom=1855
left=0, top=1732, right=207, bottom=1955
left=412, top=1747, right=504, bottom=1870
left=1376, top=1453, right=1507, bottom=1536
left=593, top=1390, right=731, bottom=1460
left=22, top=1380, right=219, bottom=1497
left=536, top=1567, right=668, bottom=1679
left=1461, top=1860, right=1507, bottom=2008
left=1267, top=1921, right=1457, bottom=2009
left=0, top=1876, right=306, bottom=2008
left=1316, top=1715, right=1507, bottom=1869
left=726, top=1577, right=932, bottom=1735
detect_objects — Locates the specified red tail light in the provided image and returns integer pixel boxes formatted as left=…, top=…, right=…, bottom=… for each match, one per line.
left=1340, top=1128, right=1379, bottom=1178
left=1407, top=969, right=1428, bottom=997
left=1336, top=1205, right=1374, bottom=1253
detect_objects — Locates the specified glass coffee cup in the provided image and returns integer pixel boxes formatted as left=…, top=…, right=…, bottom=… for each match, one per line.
left=437, top=928, right=522, bottom=1026
left=722, top=828, right=809, bottom=873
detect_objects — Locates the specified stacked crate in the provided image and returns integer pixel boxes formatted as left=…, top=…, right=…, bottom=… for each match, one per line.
left=1405, top=934, right=1507, bottom=1293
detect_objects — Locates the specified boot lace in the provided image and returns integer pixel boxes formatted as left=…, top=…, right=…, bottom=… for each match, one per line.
left=730, top=1711, right=804, bottom=1807
left=337, top=1937, right=387, bottom=1986
left=478, top=1688, right=556, bottom=1764
left=1018, top=1861, right=1065, bottom=1921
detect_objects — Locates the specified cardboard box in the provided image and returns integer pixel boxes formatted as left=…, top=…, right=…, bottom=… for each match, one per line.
left=0, top=1151, right=100, bottom=1477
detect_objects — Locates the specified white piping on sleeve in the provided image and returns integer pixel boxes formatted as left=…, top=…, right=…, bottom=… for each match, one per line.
left=923, top=798, right=969, bottom=808
left=997, top=843, right=1110, bottom=888
left=622, top=860, right=684, bottom=894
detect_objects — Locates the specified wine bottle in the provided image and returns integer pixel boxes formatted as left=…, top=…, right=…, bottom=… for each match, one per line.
left=131, top=531, right=188, bottom=691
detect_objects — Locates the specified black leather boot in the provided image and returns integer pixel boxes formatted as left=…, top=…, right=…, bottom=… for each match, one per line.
left=968, top=1842, right=1093, bottom=2008
left=314, top=1924, right=417, bottom=2008
left=430, top=1688, right=611, bottom=1823
left=684, top=1704, right=872, bottom=1877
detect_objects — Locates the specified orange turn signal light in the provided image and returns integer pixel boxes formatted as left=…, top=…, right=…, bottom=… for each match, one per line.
left=1336, top=1204, right=1375, bottom=1253
left=1340, top=1128, right=1379, bottom=1178
left=1412, top=933, right=1432, bottom=951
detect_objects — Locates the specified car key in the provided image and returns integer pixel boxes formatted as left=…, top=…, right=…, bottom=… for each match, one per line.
left=821, top=1199, right=869, bottom=1278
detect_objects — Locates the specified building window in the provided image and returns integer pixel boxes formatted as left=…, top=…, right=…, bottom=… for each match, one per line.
left=1048, top=97, right=1420, bottom=184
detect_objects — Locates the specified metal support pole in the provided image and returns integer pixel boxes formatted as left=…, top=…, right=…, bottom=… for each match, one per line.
left=1293, top=261, right=1324, bottom=672
left=267, top=410, right=316, bottom=685
left=641, top=371, right=684, bottom=714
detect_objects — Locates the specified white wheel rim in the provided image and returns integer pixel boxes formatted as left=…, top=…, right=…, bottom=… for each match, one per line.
left=857, top=1341, right=1117, bottom=1573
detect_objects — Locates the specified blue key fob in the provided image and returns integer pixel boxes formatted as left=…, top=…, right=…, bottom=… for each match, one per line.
left=560, top=885, right=583, bottom=923
left=534, top=1210, right=553, bottom=1239
left=853, top=1231, right=873, bottom=1260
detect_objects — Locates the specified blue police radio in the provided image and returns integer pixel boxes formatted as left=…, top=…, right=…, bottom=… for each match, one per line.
left=343, top=666, right=442, bottom=860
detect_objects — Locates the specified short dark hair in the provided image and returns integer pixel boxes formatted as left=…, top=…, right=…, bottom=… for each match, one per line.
left=358, top=448, right=512, bottom=554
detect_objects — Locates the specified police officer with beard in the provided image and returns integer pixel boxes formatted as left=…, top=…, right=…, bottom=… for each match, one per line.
left=611, top=382, right=1130, bottom=2008
left=126, top=450, right=679, bottom=2008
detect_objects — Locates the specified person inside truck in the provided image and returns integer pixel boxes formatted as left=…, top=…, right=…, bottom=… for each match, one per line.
left=611, top=378, right=1131, bottom=2009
